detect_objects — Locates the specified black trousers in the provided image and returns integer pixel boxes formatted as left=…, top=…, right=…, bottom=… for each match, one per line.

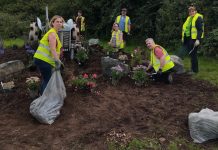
left=183, top=36, right=199, bottom=73
left=153, top=69, right=173, bottom=83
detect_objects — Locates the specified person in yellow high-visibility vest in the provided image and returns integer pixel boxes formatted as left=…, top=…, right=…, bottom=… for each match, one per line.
left=76, top=10, right=85, bottom=38
left=34, top=15, right=64, bottom=95
left=115, top=7, right=131, bottom=46
left=108, top=23, right=124, bottom=50
left=180, top=5, right=204, bottom=75
left=145, top=38, right=175, bottom=84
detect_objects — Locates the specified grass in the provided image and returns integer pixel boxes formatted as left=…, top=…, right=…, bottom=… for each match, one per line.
left=183, top=56, right=218, bottom=86
left=107, top=137, right=206, bottom=150
left=3, top=38, right=25, bottom=48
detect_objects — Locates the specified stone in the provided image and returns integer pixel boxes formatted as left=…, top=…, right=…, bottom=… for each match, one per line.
left=88, top=39, right=99, bottom=46
left=0, top=60, right=25, bottom=80
left=101, top=56, right=129, bottom=76
left=170, top=55, right=185, bottom=74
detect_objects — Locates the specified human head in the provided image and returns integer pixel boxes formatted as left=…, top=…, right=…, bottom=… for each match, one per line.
left=188, top=5, right=197, bottom=17
left=121, top=8, right=127, bottom=16
left=145, top=38, right=155, bottom=50
left=113, top=23, right=119, bottom=31
left=49, top=15, right=64, bottom=30
left=78, top=10, right=82, bottom=16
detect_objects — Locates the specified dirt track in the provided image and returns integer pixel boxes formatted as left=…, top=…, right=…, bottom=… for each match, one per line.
left=0, top=48, right=218, bottom=149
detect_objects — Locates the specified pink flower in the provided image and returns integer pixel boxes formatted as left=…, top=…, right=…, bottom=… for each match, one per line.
left=87, top=81, right=96, bottom=88
left=83, top=73, right=88, bottom=78
left=92, top=74, right=97, bottom=79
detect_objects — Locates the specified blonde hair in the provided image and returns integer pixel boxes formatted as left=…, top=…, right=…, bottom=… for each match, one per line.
left=49, top=15, right=65, bottom=28
left=145, top=38, right=155, bottom=44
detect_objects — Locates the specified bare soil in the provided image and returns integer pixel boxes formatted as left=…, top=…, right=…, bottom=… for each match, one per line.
left=0, top=47, right=218, bottom=150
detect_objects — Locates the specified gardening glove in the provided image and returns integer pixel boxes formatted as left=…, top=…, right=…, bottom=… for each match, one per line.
left=194, top=40, right=200, bottom=47
left=54, top=59, right=62, bottom=70
left=157, top=68, right=162, bottom=75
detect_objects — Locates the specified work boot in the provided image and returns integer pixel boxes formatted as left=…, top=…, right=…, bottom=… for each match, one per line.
left=165, top=73, right=173, bottom=84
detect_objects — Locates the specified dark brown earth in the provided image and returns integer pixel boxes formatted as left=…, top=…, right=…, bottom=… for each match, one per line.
left=0, top=47, right=218, bottom=150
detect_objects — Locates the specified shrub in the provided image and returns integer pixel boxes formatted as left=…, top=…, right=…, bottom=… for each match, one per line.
left=111, top=65, right=124, bottom=85
left=75, top=47, right=89, bottom=64
left=201, top=28, right=218, bottom=57
left=132, top=65, right=149, bottom=86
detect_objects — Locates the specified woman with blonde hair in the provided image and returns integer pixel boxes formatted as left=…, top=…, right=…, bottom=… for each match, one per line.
left=108, top=23, right=124, bottom=51
left=34, top=15, right=64, bottom=95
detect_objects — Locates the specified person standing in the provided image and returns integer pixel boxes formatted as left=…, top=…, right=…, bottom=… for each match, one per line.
left=34, top=15, right=64, bottom=95
left=115, top=7, right=131, bottom=46
left=76, top=10, right=85, bottom=38
left=145, top=38, right=175, bottom=84
left=181, top=5, right=204, bottom=74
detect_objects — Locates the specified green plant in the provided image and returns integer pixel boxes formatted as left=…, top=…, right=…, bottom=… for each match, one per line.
left=72, top=73, right=97, bottom=91
left=75, top=47, right=89, bottom=64
left=132, top=65, right=149, bottom=86
left=111, top=65, right=124, bottom=85
left=26, top=76, right=40, bottom=91
left=130, top=47, right=143, bottom=67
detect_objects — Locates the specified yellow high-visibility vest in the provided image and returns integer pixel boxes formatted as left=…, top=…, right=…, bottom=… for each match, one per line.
left=34, top=28, right=62, bottom=67
left=111, top=30, right=124, bottom=49
left=116, top=15, right=130, bottom=33
left=182, top=13, right=204, bottom=41
left=76, top=16, right=85, bottom=31
left=150, top=45, right=174, bottom=72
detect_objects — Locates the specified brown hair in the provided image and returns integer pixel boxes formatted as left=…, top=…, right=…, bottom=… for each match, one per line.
left=49, top=15, right=65, bottom=27
left=188, top=4, right=196, bottom=11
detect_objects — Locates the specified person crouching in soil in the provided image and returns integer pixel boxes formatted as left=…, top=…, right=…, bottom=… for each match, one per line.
left=33, top=15, right=64, bottom=95
left=145, top=38, right=175, bottom=84
left=108, top=23, right=124, bottom=58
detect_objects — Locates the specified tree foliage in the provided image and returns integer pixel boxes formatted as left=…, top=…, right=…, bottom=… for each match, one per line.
left=0, top=0, right=217, bottom=56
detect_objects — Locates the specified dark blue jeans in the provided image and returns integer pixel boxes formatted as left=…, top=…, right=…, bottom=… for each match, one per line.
left=34, top=58, right=52, bottom=95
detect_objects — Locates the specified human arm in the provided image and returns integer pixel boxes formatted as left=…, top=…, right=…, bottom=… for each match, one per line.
left=128, top=19, right=131, bottom=34
left=194, top=16, right=203, bottom=46
left=48, top=32, right=59, bottom=60
left=48, top=32, right=62, bottom=69
left=196, top=16, right=203, bottom=41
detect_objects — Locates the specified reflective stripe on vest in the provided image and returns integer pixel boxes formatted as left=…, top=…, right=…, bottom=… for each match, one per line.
left=112, top=30, right=124, bottom=49
left=182, top=13, right=204, bottom=41
left=151, top=45, right=174, bottom=72
left=116, top=15, right=130, bottom=33
left=34, top=28, right=62, bottom=67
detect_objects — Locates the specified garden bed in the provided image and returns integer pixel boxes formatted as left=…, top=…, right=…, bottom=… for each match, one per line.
left=0, top=47, right=218, bottom=149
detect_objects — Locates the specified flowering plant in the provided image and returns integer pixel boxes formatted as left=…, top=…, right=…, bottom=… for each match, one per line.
left=72, top=73, right=97, bottom=92
left=26, top=76, right=40, bottom=91
left=132, top=65, right=149, bottom=86
left=130, top=47, right=143, bottom=67
left=75, top=47, right=89, bottom=65
left=111, top=65, right=124, bottom=85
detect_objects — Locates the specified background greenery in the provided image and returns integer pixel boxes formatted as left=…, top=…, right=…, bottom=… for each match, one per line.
left=0, top=0, right=217, bottom=57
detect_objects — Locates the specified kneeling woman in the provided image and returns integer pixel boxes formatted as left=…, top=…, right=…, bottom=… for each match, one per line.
left=108, top=23, right=124, bottom=55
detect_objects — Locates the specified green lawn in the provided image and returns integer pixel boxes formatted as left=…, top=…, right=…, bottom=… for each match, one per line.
left=183, top=57, right=218, bottom=86
left=3, top=38, right=25, bottom=48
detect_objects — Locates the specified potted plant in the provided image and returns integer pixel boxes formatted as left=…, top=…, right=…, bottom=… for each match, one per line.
left=132, top=65, right=149, bottom=86
left=111, top=65, right=124, bottom=85
left=26, top=76, right=40, bottom=98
